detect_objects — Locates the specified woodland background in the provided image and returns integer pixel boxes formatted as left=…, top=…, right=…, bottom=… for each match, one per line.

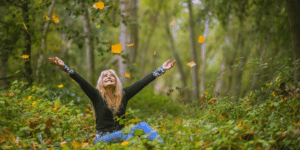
left=1, top=0, right=300, bottom=149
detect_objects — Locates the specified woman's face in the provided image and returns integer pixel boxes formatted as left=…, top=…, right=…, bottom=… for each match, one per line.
left=102, top=71, right=116, bottom=88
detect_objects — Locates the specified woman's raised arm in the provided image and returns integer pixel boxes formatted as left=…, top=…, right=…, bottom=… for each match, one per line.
left=48, top=57, right=99, bottom=101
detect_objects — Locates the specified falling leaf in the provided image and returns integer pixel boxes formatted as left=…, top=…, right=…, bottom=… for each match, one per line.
left=125, top=71, right=130, bottom=78
left=51, top=13, right=60, bottom=23
left=96, top=24, right=101, bottom=28
left=171, top=19, right=175, bottom=26
left=153, top=51, right=156, bottom=55
left=111, top=44, right=122, bottom=53
left=126, top=43, right=134, bottom=47
left=270, top=101, right=273, bottom=107
left=22, top=55, right=29, bottom=59
left=93, top=1, right=105, bottom=9
left=198, top=35, right=205, bottom=43
left=23, top=22, right=28, bottom=30
left=46, top=16, right=50, bottom=20
left=203, top=91, right=208, bottom=95
left=120, top=141, right=129, bottom=146
left=28, top=96, right=32, bottom=100
left=32, top=101, right=36, bottom=107
left=57, top=84, right=63, bottom=88
left=246, top=107, right=252, bottom=110
left=187, top=61, right=196, bottom=67
left=238, top=121, right=242, bottom=127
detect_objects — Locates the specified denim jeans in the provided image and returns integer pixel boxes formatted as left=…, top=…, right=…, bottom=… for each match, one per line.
left=94, top=122, right=163, bottom=144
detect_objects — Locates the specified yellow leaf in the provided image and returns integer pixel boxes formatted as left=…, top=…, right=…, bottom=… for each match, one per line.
left=125, top=71, right=130, bottom=78
left=46, top=16, right=50, bottom=20
left=272, top=91, right=275, bottom=97
left=51, top=13, right=60, bottom=23
left=249, top=130, right=255, bottom=134
left=22, top=55, right=29, bottom=59
left=270, top=101, right=273, bottom=107
left=261, top=87, right=263, bottom=91
left=111, top=44, right=122, bottom=54
left=23, top=142, right=27, bottom=148
left=72, top=140, right=81, bottom=149
left=47, top=148, right=54, bottom=150
left=32, top=101, right=36, bottom=107
left=126, top=43, right=134, bottom=47
left=120, top=141, right=129, bottom=146
left=246, top=107, right=252, bottom=110
left=125, top=112, right=128, bottom=115
left=276, top=76, right=281, bottom=82
left=96, top=24, right=100, bottom=28
left=82, top=142, right=89, bottom=147
left=57, top=84, right=63, bottom=88
left=23, top=22, right=28, bottom=30
left=86, top=114, right=91, bottom=117
left=0, top=134, right=5, bottom=143
left=93, top=1, right=105, bottom=9
left=198, top=35, right=205, bottom=43
left=210, top=110, right=216, bottom=114
left=238, top=121, right=242, bottom=127
left=153, top=51, right=156, bottom=55
left=187, top=61, right=196, bottom=67
left=9, top=134, right=15, bottom=142
left=203, top=91, right=208, bottom=95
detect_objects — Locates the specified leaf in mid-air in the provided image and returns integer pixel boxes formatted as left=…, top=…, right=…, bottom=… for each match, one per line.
left=22, top=55, right=29, bottom=59
left=23, top=22, right=28, bottom=30
left=171, top=19, right=175, bottom=26
left=187, top=61, right=196, bottom=67
left=111, top=44, right=122, bottom=53
left=51, top=13, right=59, bottom=23
left=126, top=43, right=134, bottom=47
left=198, top=35, right=205, bottom=43
left=93, top=1, right=104, bottom=9
left=154, top=51, right=156, bottom=55
left=46, top=15, right=50, bottom=20
left=125, top=71, right=130, bottom=78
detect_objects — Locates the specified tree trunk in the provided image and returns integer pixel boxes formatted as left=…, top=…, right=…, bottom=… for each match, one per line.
left=187, top=0, right=199, bottom=101
left=251, top=35, right=270, bottom=91
left=164, top=11, right=189, bottom=100
left=36, top=0, right=56, bottom=83
left=200, top=14, right=210, bottom=97
left=82, top=2, right=95, bottom=85
left=140, top=2, right=163, bottom=77
left=214, top=54, right=225, bottom=98
left=286, top=0, right=300, bottom=83
left=22, top=2, right=33, bottom=87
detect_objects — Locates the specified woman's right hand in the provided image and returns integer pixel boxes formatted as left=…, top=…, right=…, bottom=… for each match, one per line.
left=48, top=57, right=65, bottom=67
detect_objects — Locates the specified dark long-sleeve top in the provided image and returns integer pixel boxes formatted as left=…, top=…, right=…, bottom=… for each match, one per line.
left=69, top=72, right=157, bottom=133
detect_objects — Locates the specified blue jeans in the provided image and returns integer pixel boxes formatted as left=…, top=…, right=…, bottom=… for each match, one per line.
left=94, top=122, right=163, bottom=144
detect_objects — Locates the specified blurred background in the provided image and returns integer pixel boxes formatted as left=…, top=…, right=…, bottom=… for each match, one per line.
left=1, top=0, right=299, bottom=103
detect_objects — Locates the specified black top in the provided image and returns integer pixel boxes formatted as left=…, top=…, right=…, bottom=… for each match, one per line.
left=69, top=72, right=156, bottom=133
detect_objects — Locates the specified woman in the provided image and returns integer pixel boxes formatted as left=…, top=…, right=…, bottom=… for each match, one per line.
left=48, top=57, right=176, bottom=145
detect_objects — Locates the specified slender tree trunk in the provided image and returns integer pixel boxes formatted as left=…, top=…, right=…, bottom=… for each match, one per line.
left=251, top=36, right=270, bottom=91
left=140, top=2, right=163, bottom=76
left=286, top=0, right=300, bottom=83
left=164, top=12, right=188, bottom=88
left=22, top=2, right=33, bottom=87
left=187, top=0, right=199, bottom=101
left=36, top=0, right=56, bottom=83
left=82, top=2, right=95, bottom=84
left=215, top=54, right=225, bottom=98
left=200, top=14, right=210, bottom=97
left=128, top=0, right=138, bottom=66
left=119, top=0, right=130, bottom=84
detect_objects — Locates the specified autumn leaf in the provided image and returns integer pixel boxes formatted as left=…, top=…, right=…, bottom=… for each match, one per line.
left=32, top=101, right=36, bottom=107
left=111, top=44, right=122, bottom=53
left=28, top=96, right=32, bottom=100
left=51, top=13, right=60, bottom=23
left=96, top=24, right=101, bottom=28
left=93, top=1, right=105, bottom=9
left=203, top=91, right=208, bottom=95
left=126, top=43, right=134, bottom=46
left=46, top=15, right=50, bottom=20
left=23, top=22, right=28, bottom=30
left=22, top=55, right=29, bottom=59
left=198, top=35, right=205, bottom=43
left=272, top=92, right=276, bottom=97
left=47, top=148, right=54, bottom=150
left=153, top=51, right=156, bottom=55
left=82, top=143, right=89, bottom=147
left=249, top=130, right=255, bottom=134
left=57, top=84, right=63, bottom=88
left=73, top=140, right=81, bottom=149
left=270, top=101, right=273, bottom=107
left=187, top=61, right=196, bottom=67
left=120, top=141, right=129, bottom=146
left=125, top=71, right=130, bottom=78
left=238, top=121, right=242, bottom=127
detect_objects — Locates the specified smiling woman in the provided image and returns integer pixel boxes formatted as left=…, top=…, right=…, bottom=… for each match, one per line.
left=48, top=57, right=176, bottom=145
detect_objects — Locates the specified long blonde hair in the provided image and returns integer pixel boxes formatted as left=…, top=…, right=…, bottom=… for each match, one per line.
left=96, top=69, right=123, bottom=115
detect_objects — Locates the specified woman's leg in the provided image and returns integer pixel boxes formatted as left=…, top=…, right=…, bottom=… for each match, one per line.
left=94, top=130, right=128, bottom=144
left=128, top=122, right=163, bottom=144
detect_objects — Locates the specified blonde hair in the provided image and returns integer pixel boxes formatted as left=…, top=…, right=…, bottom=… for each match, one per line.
left=96, top=69, right=123, bottom=115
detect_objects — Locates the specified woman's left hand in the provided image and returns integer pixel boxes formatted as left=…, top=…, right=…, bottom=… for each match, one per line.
left=162, top=59, right=176, bottom=71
